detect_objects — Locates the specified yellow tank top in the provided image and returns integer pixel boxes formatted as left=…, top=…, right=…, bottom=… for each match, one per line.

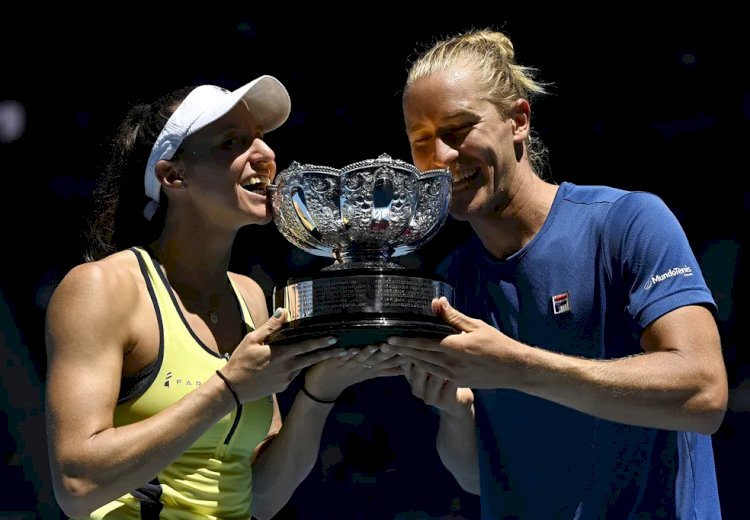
left=85, top=247, right=273, bottom=519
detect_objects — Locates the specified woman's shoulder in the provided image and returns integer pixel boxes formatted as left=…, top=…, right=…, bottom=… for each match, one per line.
left=228, top=271, right=269, bottom=320
left=45, top=250, right=154, bottom=363
left=51, top=250, right=144, bottom=310
left=228, top=272, right=266, bottom=304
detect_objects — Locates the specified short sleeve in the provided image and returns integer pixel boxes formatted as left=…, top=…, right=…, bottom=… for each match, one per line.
left=602, top=191, right=715, bottom=331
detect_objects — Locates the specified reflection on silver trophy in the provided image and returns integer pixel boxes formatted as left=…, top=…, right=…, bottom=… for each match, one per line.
left=267, top=153, right=456, bottom=346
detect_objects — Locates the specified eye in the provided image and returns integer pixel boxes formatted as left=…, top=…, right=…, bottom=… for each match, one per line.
left=220, top=134, right=261, bottom=151
left=409, top=134, right=431, bottom=147
left=220, top=137, right=242, bottom=150
left=440, top=124, right=472, bottom=146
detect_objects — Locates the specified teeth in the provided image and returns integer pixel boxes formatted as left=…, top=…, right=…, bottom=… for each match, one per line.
left=452, top=168, right=477, bottom=182
left=243, top=177, right=270, bottom=190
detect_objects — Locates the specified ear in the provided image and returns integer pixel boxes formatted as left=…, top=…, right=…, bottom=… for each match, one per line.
left=155, top=159, right=188, bottom=190
left=511, top=98, right=531, bottom=144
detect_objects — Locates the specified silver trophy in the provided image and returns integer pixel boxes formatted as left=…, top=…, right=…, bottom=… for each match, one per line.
left=266, top=153, right=455, bottom=346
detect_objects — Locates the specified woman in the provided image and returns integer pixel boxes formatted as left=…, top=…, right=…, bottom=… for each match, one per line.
left=45, top=74, right=400, bottom=519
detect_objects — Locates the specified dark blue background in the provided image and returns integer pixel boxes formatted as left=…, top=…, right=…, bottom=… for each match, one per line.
left=1, top=11, right=747, bottom=519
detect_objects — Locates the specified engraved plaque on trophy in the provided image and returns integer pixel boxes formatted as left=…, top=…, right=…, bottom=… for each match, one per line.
left=266, top=153, right=455, bottom=347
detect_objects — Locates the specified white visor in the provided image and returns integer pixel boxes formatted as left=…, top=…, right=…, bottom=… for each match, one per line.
left=143, top=74, right=291, bottom=219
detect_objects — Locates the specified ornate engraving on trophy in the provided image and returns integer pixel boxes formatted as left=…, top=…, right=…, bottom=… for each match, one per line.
left=267, top=153, right=456, bottom=346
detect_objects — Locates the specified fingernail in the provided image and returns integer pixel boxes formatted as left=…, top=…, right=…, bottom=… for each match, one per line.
left=380, top=344, right=390, bottom=353
left=327, top=337, right=337, bottom=345
left=273, top=308, right=283, bottom=318
left=368, top=345, right=378, bottom=353
left=336, top=348, right=348, bottom=356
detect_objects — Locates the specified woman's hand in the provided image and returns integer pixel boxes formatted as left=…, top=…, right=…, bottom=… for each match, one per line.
left=304, top=344, right=403, bottom=401
left=223, top=310, right=347, bottom=402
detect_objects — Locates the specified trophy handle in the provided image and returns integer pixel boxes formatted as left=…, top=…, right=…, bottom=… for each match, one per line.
left=291, top=188, right=323, bottom=242
left=393, top=168, right=452, bottom=256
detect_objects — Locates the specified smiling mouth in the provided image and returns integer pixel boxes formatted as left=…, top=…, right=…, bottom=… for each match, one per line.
left=452, top=168, right=480, bottom=192
left=241, top=177, right=270, bottom=195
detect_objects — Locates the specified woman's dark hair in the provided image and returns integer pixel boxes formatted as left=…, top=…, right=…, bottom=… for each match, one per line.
left=84, top=87, right=194, bottom=261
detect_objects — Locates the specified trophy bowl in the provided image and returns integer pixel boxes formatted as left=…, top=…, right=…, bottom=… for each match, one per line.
left=267, top=153, right=456, bottom=347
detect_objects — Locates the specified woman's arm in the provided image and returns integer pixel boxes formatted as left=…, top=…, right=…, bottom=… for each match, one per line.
left=45, top=261, right=236, bottom=517
left=47, top=263, right=340, bottom=517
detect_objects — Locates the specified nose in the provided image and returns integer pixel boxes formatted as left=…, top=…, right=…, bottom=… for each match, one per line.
left=247, top=138, right=276, bottom=177
left=433, top=137, right=458, bottom=168
left=248, top=138, right=276, bottom=163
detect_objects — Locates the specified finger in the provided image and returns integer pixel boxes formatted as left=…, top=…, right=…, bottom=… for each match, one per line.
left=377, top=350, right=399, bottom=361
left=387, top=346, right=447, bottom=369
left=439, top=376, right=459, bottom=391
left=378, top=343, right=393, bottom=354
left=337, top=348, right=360, bottom=365
left=323, top=348, right=359, bottom=367
left=291, top=345, right=348, bottom=370
left=421, top=373, right=442, bottom=403
left=368, top=367, right=403, bottom=378
left=247, top=307, right=287, bottom=345
left=369, top=355, right=404, bottom=371
left=352, top=345, right=380, bottom=368
left=401, top=360, right=414, bottom=379
left=401, top=355, right=450, bottom=379
left=276, top=335, right=340, bottom=358
left=386, top=335, right=443, bottom=351
left=379, top=343, right=409, bottom=365
left=356, top=345, right=398, bottom=368
left=410, top=362, right=428, bottom=391
left=432, top=297, right=479, bottom=334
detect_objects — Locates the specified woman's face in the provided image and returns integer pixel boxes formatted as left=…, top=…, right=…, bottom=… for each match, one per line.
left=178, top=101, right=277, bottom=227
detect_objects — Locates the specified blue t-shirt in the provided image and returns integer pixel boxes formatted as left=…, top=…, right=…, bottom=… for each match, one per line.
left=440, top=182, right=721, bottom=519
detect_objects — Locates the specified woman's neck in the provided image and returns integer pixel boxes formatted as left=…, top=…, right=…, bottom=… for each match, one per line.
left=148, top=236, right=234, bottom=293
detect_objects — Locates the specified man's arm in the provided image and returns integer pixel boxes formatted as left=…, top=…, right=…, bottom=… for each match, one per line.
left=389, top=300, right=727, bottom=434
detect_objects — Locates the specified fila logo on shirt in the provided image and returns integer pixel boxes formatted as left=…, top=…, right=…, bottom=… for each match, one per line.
left=552, top=292, right=571, bottom=315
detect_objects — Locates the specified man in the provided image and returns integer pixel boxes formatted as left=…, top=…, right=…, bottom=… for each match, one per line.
left=388, top=29, right=727, bottom=519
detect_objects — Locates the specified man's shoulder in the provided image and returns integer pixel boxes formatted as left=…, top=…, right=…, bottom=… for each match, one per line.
left=557, top=183, right=672, bottom=231
left=557, top=181, right=634, bottom=206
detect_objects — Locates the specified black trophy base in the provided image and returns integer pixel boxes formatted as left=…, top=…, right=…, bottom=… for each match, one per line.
left=267, top=268, right=456, bottom=348
left=267, top=315, right=456, bottom=348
